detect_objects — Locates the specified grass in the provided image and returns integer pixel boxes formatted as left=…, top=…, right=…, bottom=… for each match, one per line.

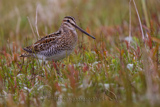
left=0, top=0, right=160, bottom=106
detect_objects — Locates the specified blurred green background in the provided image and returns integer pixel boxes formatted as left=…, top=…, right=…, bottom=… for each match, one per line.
left=0, top=0, right=142, bottom=47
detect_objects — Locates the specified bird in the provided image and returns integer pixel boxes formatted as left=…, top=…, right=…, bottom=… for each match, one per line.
left=20, top=16, right=95, bottom=61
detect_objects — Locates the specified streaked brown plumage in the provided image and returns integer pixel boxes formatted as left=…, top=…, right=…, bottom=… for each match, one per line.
left=20, top=16, right=95, bottom=61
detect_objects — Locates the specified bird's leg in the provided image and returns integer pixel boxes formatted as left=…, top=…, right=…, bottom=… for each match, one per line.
left=52, top=60, right=61, bottom=76
left=38, top=60, right=49, bottom=77
left=42, top=60, right=46, bottom=66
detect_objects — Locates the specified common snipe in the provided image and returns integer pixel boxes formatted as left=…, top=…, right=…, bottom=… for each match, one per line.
left=20, top=16, right=95, bottom=61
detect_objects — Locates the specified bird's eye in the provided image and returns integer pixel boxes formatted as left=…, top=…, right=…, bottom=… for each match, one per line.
left=67, top=20, right=70, bottom=22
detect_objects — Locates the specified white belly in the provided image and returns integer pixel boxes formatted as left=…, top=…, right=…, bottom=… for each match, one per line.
left=35, top=50, right=73, bottom=61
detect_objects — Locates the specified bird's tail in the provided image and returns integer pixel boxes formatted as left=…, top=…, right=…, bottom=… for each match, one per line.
left=20, top=53, right=34, bottom=57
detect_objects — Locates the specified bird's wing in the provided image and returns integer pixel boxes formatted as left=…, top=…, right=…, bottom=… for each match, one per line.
left=23, top=31, right=62, bottom=53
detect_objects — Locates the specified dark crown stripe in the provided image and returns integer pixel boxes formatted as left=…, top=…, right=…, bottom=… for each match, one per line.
left=64, top=16, right=75, bottom=23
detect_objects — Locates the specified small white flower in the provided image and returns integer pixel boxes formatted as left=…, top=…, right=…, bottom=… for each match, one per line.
left=127, top=64, right=133, bottom=71
left=124, top=36, right=133, bottom=42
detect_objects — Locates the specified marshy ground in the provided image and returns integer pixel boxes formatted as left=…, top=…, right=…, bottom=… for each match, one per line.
left=0, top=0, right=160, bottom=106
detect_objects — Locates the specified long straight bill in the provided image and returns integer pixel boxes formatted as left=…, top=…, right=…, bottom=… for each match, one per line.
left=73, top=24, right=96, bottom=39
